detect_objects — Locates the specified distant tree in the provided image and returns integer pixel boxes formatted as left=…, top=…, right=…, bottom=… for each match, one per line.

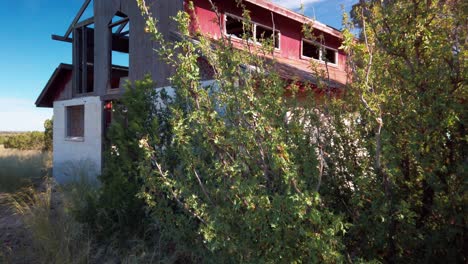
left=43, top=118, right=53, bottom=151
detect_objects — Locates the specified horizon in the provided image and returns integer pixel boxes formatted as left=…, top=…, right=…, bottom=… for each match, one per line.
left=0, top=0, right=355, bottom=132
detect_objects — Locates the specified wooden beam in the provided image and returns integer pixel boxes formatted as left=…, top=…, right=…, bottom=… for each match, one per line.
left=111, top=35, right=129, bottom=53
left=75, top=17, right=95, bottom=28
left=52, top=34, right=72, bottom=42
left=115, top=21, right=128, bottom=34
left=109, top=17, right=129, bottom=29
left=64, top=0, right=92, bottom=39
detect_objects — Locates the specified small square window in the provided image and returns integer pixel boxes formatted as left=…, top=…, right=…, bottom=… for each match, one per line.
left=66, top=105, right=84, bottom=138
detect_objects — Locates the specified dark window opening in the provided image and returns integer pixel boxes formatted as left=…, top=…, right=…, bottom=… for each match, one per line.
left=255, top=25, right=279, bottom=49
left=323, top=47, right=337, bottom=64
left=226, top=15, right=252, bottom=39
left=73, top=26, right=94, bottom=94
left=109, top=13, right=130, bottom=90
left=302, top=41, right=320, bottom=60
left=198, top=57, right=215, bottom=80
left=66, top=105, right=84, bottom=138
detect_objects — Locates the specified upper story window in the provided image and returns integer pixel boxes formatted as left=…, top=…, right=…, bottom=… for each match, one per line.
left=302, top=39, right=338, bottom=65
left=224, top=13, right=280, bottom=50
left=108, top=12, right=130, bottom=90
left=73, top=26, right=94, bottom=94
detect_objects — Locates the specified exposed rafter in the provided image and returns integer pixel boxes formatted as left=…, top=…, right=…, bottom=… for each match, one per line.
left=115, top=21, right=129, bottom=34
left=52, top=0, right=92, bottom=42
left=109, top=17, right=129, bottom=29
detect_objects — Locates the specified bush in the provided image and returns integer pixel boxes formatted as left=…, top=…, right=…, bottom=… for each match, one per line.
left=3, top=132, right=45, bottom=150
left=87, top=3, right=347, bottom=262
left=43, top=119, right=53, bottom=152
left=78, top=1, right=465, bottom=262
left=2, top=118, right=53, bottom=151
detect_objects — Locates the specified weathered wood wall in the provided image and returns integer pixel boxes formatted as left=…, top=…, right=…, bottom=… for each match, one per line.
left=93, top=0, right=184, bottom=96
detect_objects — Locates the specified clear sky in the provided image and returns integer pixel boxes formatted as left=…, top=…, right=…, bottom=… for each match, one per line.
left=0, top=0, right=355, bottom=132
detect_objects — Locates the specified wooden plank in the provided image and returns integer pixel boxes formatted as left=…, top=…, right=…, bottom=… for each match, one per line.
left=52, top=34, right=72, bottom=42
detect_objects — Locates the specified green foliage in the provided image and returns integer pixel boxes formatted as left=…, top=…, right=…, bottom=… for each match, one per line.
left=1, top=118, right=53, bottom=151
left=3, top=132, right=45, bottom=150
left=43, top=118, right=53, bottom=151
left=80, top=0, right=465, bottom=262
left=100, top=1, right=346, bottom=262
left=334, top=0, right=467, bottom=262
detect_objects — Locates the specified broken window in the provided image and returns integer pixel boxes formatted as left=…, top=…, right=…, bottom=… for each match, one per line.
left=73, top=26, right=94, bottom=94
left=323, top=47, right=337, bottom=64
left=302, top=40, right=320, bottom=60
left=225, top=14, right=253, bottom=40
left=109, top=12, right=130, bottom=90
left=66, top=105, right=85, bottom=138
left=302, top=40, right=338, bottom=65
left=225, top=14, right=281, bottom=49
left=255, top=25, right=280, bottom=49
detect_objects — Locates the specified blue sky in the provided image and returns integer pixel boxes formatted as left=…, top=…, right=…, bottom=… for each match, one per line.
left=0, top=0, right=355, bottom=131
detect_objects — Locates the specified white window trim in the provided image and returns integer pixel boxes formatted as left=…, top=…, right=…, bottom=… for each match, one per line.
left=301, top=38, right=338, bottom=67
left=254, top=23, right=281, bottom=50
left=224, top=13, right=281, bottom=51
left=65, top=136, right=85, bottom=142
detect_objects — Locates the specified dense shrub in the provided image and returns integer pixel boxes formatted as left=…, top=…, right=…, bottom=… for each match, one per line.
left=78, top=0, right=465, bottom=263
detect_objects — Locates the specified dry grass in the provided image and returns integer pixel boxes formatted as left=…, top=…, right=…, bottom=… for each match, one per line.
left=0, top=145, right=51, bottom=193
left=1, top=179, right=93, bottom=264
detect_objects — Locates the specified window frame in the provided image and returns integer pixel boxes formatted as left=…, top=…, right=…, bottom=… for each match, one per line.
left=65, top=104, right=85, bottom=141
left=301, top=38, right=338, bottom=66
left=224, top=13, right=281, bottom=51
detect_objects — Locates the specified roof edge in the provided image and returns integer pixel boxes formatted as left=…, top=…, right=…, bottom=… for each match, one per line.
left=35, top=63, right=73, bottom=108
left=244, top=0, right=343, bottom=39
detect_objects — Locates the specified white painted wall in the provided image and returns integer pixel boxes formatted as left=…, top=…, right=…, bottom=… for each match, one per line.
left=53, top=96, right=102, bottom=183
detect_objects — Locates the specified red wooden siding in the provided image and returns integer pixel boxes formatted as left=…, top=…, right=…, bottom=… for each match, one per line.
left=188, top=0, right=348, bottom=85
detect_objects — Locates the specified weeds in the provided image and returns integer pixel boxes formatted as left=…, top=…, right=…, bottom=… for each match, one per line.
left=4, top=178, right=93, bottom=264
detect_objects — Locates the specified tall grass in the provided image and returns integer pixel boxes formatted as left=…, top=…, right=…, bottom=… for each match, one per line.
left=5, top=179, right=93, bottom=264
left=0, top=155, right=165, bottom=263
left=0, top=145, right=51, bottom=193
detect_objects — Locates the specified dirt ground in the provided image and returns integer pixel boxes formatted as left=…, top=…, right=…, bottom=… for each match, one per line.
left=0, top=178, right=50, bottom=264
left=0, top=193, right=35, bottom=264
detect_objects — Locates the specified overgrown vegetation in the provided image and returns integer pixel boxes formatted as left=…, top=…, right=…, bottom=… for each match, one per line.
left=4, top=180, right=93, bottom=264
left=7, top=0, right=464, bottom=263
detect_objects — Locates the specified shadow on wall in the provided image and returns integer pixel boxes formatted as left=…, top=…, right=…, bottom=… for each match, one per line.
left=53, top=159, right=100, bottom=185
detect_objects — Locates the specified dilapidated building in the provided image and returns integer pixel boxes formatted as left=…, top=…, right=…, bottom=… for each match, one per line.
left=35, top=0, right=348, bottom=182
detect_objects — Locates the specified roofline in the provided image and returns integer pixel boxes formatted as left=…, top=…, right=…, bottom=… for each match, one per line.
left=35, top=63, right=73, bottom=108
left=244, top=0, right=343, bottom=39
